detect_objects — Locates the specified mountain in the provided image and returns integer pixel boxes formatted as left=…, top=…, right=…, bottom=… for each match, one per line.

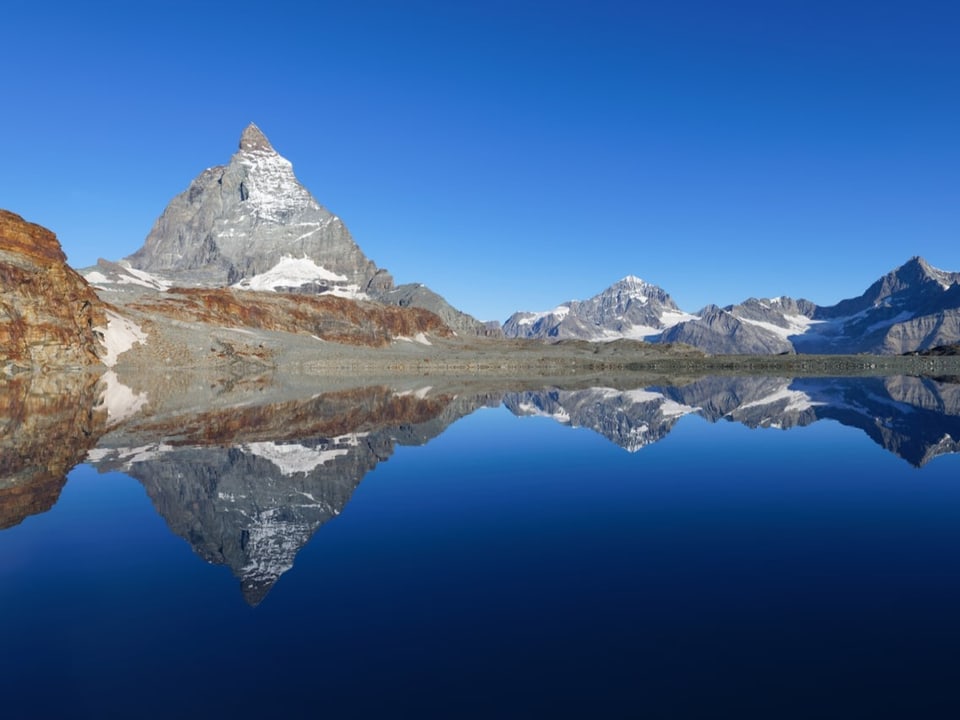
left=126, top=123, right=388, bottom=294
left=507, top=258, right=960, bottom=355
left=96, top=123, right=492, bottom=336
left=503, top=276, right=695, bottom=341
left=0, top=210, right=107, bottom=370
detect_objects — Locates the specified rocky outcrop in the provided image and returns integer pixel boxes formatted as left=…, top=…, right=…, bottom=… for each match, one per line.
left=128, top=287, right=452, bottom=347
left=0, top=210, right=107, bottom=370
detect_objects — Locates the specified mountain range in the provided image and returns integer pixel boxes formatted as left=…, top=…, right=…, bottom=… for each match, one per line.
left=505, top=256, right=960, bottom=354
left=2, top=122, right=958, bottom=361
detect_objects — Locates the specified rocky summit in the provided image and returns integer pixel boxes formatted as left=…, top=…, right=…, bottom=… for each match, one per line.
left=0, top=210, right=107, bottom=371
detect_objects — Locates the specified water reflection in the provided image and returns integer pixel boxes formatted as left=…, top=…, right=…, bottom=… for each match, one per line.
left=3, top=373, right=959, bottom=603
left=0, top=372, right=105, bottom=529
left=506, top=375, right=960, bottom=465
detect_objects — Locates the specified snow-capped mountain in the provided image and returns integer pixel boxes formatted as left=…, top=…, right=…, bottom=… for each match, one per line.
left=87, top=124, right=493, bottom=336
left=507, top=257, right=960, bottom=354
left=503, top=276, right=696, bottom=341
left=126, top=123, right=389, bottom=296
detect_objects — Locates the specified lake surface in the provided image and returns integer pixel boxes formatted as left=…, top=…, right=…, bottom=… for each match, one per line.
left=3, top=375, right=960, bottom=717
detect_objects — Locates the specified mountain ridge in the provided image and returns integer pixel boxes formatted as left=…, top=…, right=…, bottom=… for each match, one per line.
left=507, top=256, right=960, bottom=355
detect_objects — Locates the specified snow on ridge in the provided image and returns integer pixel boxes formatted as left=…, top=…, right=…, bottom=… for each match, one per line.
left=119, top=262, right=172, bottom=290
left=516, top=305, right=571, bottom=326
left=83, top=263, right=170, bottom=291
left=736, top=313, right=821, bottom=340
left=236, top=146, right=318, bottom=223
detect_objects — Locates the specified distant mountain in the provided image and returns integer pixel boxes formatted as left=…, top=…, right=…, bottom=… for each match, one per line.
left=89, top=124, right=493, bottom=336
left=503, top=276, right=695, bottom=341
left=507, top=257, right=960, bottom=355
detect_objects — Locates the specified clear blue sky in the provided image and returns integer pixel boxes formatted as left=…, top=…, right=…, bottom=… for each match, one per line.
left=2, top=0, right=958, bottom=322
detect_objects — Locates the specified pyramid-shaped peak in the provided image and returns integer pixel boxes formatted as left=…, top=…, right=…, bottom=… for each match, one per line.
left=239, top=123, right=275, bottom=153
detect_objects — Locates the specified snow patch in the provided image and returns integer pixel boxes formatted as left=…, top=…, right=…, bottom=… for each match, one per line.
left=97, top=310, right=148, bottom=367
left=233, top=255, right=348, bottom=291
left=737, top=313, right=822, bottom=340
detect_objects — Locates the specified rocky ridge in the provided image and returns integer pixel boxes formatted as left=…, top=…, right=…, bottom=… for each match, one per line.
left=0, top=210, right=107, bottom=370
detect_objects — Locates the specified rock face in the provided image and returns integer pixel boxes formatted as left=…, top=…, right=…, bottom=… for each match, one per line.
left=118, top=124, right=493, bottom=336
left=507, top=258, right=960, bottom=355
left=0, top=210, right=107, bottom=370
left=503, top=276, right=695, bottom=341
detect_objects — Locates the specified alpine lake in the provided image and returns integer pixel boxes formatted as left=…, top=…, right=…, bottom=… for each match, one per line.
left=3, top=369, right=960, bottom=718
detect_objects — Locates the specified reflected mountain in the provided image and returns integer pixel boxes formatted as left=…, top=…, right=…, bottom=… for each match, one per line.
left=87, top=386, right=499, bottom=604
left=505, top=376, right=960, bottom=467
left=504, top=387, right=698, bottom=452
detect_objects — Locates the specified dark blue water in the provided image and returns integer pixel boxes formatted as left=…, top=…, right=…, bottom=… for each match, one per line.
left=4, top=381, right=960, bottom=718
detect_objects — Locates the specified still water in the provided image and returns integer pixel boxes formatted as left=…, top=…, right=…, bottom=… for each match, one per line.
left=3, top=376, right=960, bottom=717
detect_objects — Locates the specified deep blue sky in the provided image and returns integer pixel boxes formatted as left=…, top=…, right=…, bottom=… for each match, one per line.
left=2, top=0, right=958, bottom=321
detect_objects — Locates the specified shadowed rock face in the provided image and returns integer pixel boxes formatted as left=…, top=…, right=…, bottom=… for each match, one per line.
left=0, top=373, right=107, bottom=529
left=0, top=210, right=107, bottom=370
left=87, top=386, right=493, bottom=604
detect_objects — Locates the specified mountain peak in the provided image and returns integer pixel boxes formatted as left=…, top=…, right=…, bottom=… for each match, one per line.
left=239, top=123, right=275, bottom=153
